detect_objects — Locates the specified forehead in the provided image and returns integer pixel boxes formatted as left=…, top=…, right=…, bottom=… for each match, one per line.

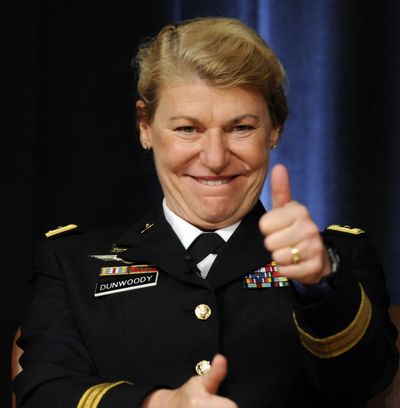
left=154, top=81, right=269, bottom=122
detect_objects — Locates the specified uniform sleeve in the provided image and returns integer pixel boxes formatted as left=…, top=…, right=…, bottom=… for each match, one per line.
left=13, top=240, right=158, bottom=408
left=291, top=233, right=399, bottom=403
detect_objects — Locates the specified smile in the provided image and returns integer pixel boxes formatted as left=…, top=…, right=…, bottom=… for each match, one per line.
left=198, top=179, right=230, bottom=186
left=193, top=176, right=237, bottom=186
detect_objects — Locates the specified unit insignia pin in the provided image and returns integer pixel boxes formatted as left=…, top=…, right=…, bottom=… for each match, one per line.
left=243, top=261, right=289, bottom=289
left=140, top=223, right=155, bottom=234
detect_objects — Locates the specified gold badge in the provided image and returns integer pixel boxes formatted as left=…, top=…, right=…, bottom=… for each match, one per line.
left=45, top=224, right=78, bottom=238
left=326, top=225, right=365, bottom=235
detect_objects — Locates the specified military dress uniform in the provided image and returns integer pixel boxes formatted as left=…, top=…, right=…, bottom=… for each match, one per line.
left=14, top=202, right=398, bottom=407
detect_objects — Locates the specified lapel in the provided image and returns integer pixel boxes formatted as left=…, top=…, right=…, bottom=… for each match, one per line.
left=207, top=201, right=272, bottom=289
left=114, top=201, right=271, bottom=290
left=115, top=206, right=209, bottom=288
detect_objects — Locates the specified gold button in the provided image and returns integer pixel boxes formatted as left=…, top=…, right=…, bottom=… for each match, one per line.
left=195, top=360, right=211, bottom=376
left=195, top=304, right=212, bottom=320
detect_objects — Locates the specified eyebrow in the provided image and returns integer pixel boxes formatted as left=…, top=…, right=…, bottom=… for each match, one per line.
left=169, top=114, right=260, bottom=126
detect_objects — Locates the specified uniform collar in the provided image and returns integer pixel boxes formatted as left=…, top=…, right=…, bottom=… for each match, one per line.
left=162, top=199, right=240, bottom=250
left=114, top=201, right=271, bottom=289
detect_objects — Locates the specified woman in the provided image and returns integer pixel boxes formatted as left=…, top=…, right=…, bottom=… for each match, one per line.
left=14, top=17, right=398, bottom=408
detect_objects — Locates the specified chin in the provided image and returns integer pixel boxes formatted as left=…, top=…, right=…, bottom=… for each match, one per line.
left=194, top=203, right=241, bottom=228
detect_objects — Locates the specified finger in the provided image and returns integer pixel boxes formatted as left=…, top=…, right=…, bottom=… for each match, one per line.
left=264, top=216, right=319, bottom=252
left=202, top=354, right=228, bottom=395
left=271, top=164, right=292, bottom=209
left=271, top=238, right=323, bottom=265
left=275, top=257, right=327, bottom=285
left=264, top=225, right=302, bottom=252
left=210, top=395, right=239, bottom=408
left=259, top=201, right=301, bottom=236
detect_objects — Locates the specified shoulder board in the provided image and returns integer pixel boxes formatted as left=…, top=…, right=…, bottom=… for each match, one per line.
left=45, top=224, right=78, bottom=238
left=325, top=224, right=365, bottom=235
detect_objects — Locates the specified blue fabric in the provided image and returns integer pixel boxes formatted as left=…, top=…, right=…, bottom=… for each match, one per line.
left=171, top=1, right=400, bottom=303
left=291, top=279, right=334, bottom=303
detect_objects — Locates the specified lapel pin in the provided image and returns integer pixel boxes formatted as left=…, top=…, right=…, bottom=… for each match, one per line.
left=140, top=223, right=155, bottom=234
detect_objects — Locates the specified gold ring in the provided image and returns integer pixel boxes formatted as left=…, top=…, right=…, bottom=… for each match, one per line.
left=290, top=247, right=301, bottom=264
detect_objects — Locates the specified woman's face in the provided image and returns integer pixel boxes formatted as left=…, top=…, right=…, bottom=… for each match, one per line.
left=138, top=81, right=279, bottom=229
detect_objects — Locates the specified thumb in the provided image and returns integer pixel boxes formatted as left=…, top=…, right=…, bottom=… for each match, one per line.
left=271, top=164, right=292, bottom=209
left=201, top=354, right=228, bottom=395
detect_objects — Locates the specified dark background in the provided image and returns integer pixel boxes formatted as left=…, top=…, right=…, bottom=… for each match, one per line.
left=5, top=0, right=400, bottom=406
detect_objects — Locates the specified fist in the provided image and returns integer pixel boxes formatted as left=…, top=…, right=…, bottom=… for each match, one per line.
left=141, top=354, right=238, bottom=408
left=259, top=164, right=331, bottom=285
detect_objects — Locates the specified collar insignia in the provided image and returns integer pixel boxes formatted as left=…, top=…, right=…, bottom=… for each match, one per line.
left=139, top=222, right=155, bottom=234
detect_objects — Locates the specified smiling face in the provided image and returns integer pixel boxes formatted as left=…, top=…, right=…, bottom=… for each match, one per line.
left=137, top=81, right=279, bottom=229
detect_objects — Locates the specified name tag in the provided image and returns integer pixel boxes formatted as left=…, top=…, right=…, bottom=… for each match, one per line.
left=94, top=265, right=158, bottom=297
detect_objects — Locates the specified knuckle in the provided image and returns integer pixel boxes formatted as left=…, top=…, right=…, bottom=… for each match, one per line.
left=272, top=249, right=284, bottom=264
left=264, top=235, right=275, bottom=251
left=264, top=236, right=271, bottom=251
left=301, top=221, right=319, bottom=238
left=293, top=202, right=308, bottom=217
left=310, top=238, right=323, bottom=255
left=286, top=200, right=298, bottom=208
left=259, top=213, right=272, bottom=233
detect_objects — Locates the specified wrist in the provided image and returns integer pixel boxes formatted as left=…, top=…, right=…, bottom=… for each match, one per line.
left=291, top=246, right=341, bottom=303
left=322, top=245, right=341, bottom=286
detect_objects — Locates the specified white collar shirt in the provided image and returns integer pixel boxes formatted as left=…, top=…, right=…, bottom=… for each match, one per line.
left=162, top=199, right=240, bottom=278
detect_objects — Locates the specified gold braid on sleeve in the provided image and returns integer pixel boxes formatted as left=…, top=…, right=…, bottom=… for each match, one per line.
left=293, top=284, right=372, bottom=359
left=77, top=381, right=132, bottom=408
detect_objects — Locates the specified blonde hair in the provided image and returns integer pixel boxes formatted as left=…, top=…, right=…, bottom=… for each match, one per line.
left=135, top=17, right=288, bottom=130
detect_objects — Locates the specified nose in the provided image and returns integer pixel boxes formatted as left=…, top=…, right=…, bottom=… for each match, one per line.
left=199, top=129, right=231, bottom=173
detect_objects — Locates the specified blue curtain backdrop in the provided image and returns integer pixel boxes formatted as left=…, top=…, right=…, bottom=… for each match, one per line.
left=160, top=0, right=400, bottom=303
left=5, top=0, right=400, bottom=405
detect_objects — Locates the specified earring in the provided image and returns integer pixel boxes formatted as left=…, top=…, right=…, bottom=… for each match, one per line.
left=142, top=144, right=150, bottom=151
left=270, top=144, right=278, bottom=151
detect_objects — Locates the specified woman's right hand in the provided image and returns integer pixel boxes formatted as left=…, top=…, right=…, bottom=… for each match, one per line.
left=141, top=354, right=238, bottom=408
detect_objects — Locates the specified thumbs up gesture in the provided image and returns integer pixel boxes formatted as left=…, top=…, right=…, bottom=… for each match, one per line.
left=259, top=164, right=331, bottom=285
left=141, top=354, right=238, bottom=408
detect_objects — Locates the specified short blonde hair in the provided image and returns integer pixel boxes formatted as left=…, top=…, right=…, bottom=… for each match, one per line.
left=135, top=17, right=288, bottom=130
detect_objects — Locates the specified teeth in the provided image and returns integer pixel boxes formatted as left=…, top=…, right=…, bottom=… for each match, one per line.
left=198, top=179, right=230, bottom=186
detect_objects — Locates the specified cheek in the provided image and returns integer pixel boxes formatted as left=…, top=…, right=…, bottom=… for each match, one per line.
left=152, top=140, right=195, bottom=181
left=241, top=142, right=270, bottom=172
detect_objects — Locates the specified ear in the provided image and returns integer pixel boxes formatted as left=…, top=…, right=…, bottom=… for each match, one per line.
left=136, top=100, right=153, bottom=149
left=269, top=126, right=281, bottom=148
